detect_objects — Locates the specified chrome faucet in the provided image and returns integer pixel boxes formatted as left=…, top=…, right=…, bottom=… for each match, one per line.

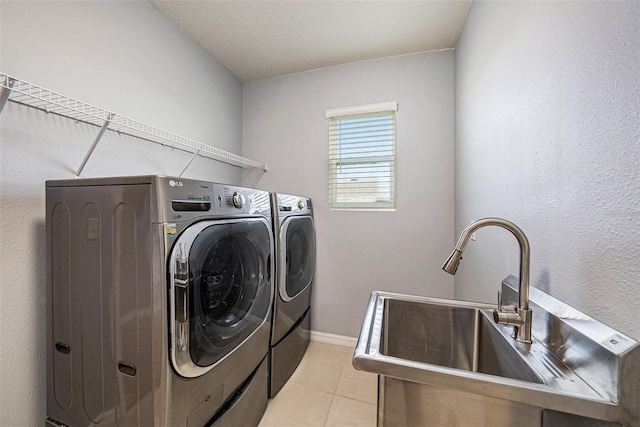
left=442, top=218, right=532, bottom=343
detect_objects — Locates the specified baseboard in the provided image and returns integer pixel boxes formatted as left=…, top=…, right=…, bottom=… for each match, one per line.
left=310, top=330, right=358, bottom=347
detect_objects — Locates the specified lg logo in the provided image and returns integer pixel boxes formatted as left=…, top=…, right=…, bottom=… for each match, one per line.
left=169, top=180, right=184, bottom=187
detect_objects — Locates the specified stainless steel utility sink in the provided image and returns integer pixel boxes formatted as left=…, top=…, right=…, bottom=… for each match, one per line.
left=382, top=298, right=543, bottom=384
left=354, top=276, right=640, bottom=426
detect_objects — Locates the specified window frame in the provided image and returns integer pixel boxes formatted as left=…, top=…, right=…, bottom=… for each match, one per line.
left=326, top=102, right=397, bottom=211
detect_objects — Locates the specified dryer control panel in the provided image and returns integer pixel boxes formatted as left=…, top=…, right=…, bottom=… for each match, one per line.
left=275, top=193, right=313, bottom=218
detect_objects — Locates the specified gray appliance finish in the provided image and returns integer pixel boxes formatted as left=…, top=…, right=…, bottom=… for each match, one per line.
left=269, top=193, right=316, bottom=397
left=45, top=175, right=274, bottom=427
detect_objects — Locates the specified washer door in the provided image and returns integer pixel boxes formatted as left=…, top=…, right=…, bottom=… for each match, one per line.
left=169, top=218, right=272, bottom=378
left=279, top=216, right=316, bottom=301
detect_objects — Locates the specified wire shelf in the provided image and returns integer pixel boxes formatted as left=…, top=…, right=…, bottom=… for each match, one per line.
left=0, top=72, right=267, bottom=175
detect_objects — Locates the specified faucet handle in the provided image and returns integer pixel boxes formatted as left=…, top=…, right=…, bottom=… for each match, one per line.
left=497, top=291, right=502, bottom=311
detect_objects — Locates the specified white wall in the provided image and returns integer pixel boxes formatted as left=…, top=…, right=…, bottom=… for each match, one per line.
left=454, top=1, right=640, bottom=340
left=0, top=2, right=243, bottom=424
left=243, top=51, right=456, bottom=338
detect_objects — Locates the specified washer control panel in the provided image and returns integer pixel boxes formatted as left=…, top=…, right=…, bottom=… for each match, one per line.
left=157, top=176, right=270, bottom=222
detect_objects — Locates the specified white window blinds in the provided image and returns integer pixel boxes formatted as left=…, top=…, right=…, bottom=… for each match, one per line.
left=326, top=102, right=397, bottom=210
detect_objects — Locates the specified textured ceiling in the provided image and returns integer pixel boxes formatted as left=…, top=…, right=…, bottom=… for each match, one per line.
left=149, top=1, right=472, bottom=82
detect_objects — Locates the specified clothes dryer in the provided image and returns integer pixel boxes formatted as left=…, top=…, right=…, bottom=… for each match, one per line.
left=46, top=175, right=273, bottom=427
left=269, top=193, right=316, bottom=397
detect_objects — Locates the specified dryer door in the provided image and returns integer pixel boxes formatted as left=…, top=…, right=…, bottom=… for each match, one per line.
left=169, top=218, right=272, bottom=378
left=279, top=216, right=316, bottom=301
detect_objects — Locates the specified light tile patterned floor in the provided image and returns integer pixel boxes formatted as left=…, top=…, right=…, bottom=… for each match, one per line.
left=259, top=341, right=378, bottom=427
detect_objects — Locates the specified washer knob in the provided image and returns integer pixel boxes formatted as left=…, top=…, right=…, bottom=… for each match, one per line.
left=232, top=192, right=244, bottom=208
left=297, top=200, right=305, bottom=210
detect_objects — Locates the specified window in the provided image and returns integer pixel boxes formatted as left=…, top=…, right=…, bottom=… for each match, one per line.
left=326, top=102, right=397, bottom=210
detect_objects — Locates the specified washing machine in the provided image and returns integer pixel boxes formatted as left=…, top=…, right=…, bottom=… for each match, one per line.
left=45, top=175, right=273, bottom=427
left=269, top=193, right=316, bottom=397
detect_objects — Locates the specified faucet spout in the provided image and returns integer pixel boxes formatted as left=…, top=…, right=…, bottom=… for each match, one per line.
left=442, top=218, right=532, bottom=343
left=442, top=249, right=463, bottom=275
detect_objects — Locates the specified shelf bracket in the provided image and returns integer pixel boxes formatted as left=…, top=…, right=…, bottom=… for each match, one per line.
left=0, top=76, right=15, bottom=114
left=75, top=113, right=113, bottom=177
left=178, top=147, right=201, bottom=178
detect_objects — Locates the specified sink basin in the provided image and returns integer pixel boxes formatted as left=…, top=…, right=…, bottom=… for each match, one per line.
left=353, top=276, right=640, bottom=426
left=382, top=298, right=543, bottom=384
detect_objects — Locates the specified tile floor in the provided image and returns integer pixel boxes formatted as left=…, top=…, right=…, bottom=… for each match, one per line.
left=258, top=341, right=378, bottom=427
